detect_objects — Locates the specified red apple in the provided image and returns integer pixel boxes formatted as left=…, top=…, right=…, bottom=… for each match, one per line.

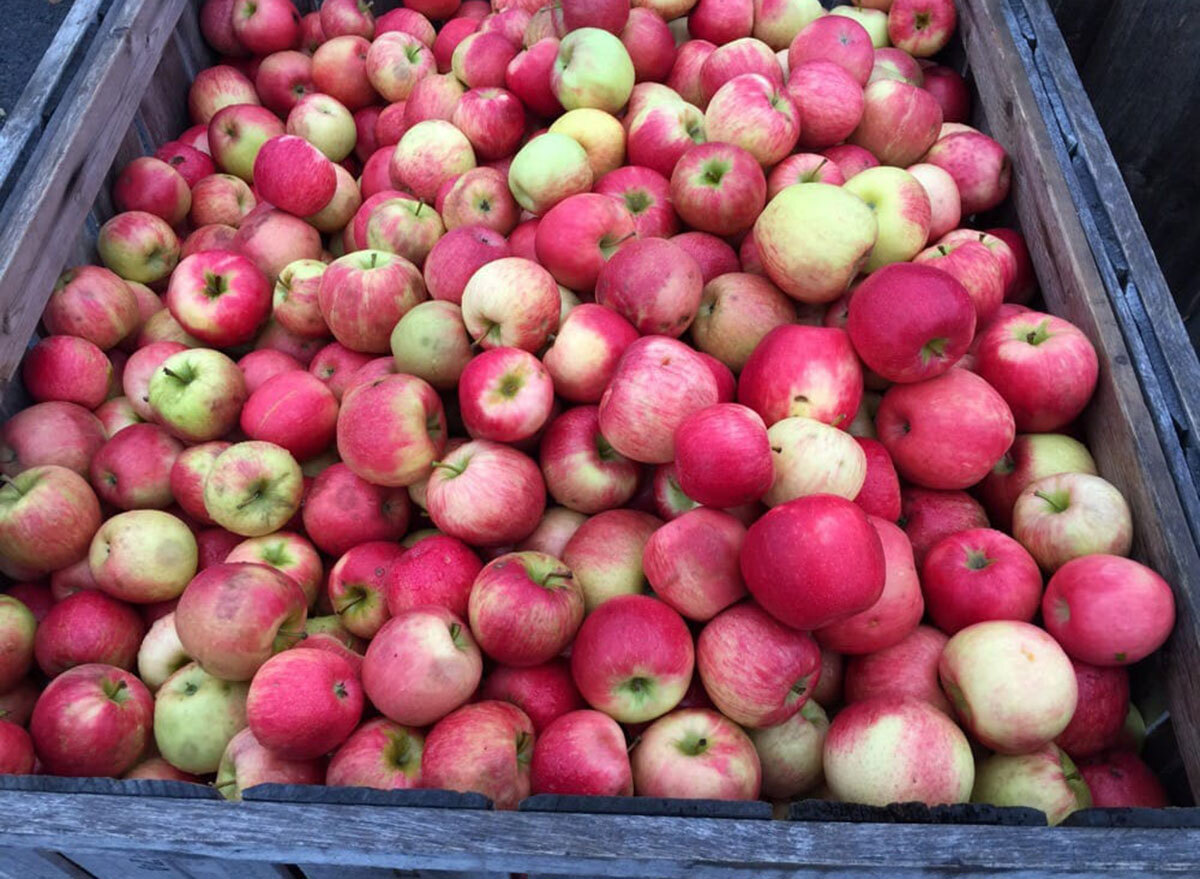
left=921, top=527, right=1042, bottom=635
left=673, top=403, right=772, bottom=508
left=189, top=170, right=257, bottom=227
left=215, top=727, right=324, bottom=800
left=631, top=707, right=761, bottom=799
left=788, top=15, right=873, bottom=84
left=921, top=64, right=969, bottom=123
left=844, top=625, right=952, bottom=714
left=385, top=535, right=481, bottom=620
left=767, top=153, right=846, bottom=197
left=535, top=194, right=636, bottom=293
left=253, top=135, right=337, bottom=217
left=460, top=257, right=560, bottom=352
left=626, top=96, right=706, bottom=180
left=850, top=79, right=942, bottom=166
left=506, top=37, right=563, bottom=118
left=233, top=208, right=322, bottom=282
left=302, top=463, right=410, bottom=558
left=699, top=36, right=781, bottom=103
left=337, top=373, right=446, bottom=487
left=1055, top=659, right=1129, bottom=760
left=34, top=590, right=141, bottom=677
left=231, top=0, right=300, bottom=55
left=312, top=35, right=376, bottom=111
left=326, top=718, right=424, bottom=790
left=787, top=60, right=865, bottom=150
left=667, top=39, right=716, bottom=106
left=821, top=142, right=880, bottom=179
left=43, top=265, right=140, bottom=351
left=421, top=700, right=534, bottom=810
left=254, top=50, right=314, bottom=115
left=670, top=142, right=766, bottom=237
left=327, top=541, right=405, bottom=639
left=458, top=347, right=554, bottom=443
left=239, top=370, right=338, bottom=462
left=978, top=432, right=1098, bottom=532
left=541, top=303, right=639, bottom=404
left=643, top=508, right=747, bottom=622
left=426, top=440, right=545, bottom=546
left=320, top=0, right=375, bottom=38
left=530, top=709, right=633, bottom=796
left=738, top=325, right=863, bottom=427
left=22, top=336, right=110, bottom=410
left=0, top=402, right=106, bottom=479
left=851, top=437, right=900, bottom=521
left=87, top=423, right=181, bottom=510
left=923, top=131, right=1011, bottom=215
left=690, top=0, right=752, bottom=44
left=201, top=0, right=248, bottom=56
left=1078, top=751, right=1168, bottom=808
left=226, top=531, right=322, bottom=607
left=0, top=719, right=34, bottom=775
left=706, top=73, right=800, bottom=167
left=247, top=648, right=362, bottom=759
left=188, top=66, right=259, bottom=125
left=621, top=8, right=676, bottom=83
left=539, top=406, right=639, bottom=514
left=901, top=487, right=990, bottom=565
left=0, top=465, right=102, bottom=577
left=112, top=157, right=191, bottom=226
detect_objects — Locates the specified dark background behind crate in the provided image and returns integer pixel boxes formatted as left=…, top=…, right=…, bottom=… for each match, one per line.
left=1049, top=0, right=1200, bottom=347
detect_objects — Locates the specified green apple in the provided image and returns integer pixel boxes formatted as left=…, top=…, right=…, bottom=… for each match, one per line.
left=390, top=301, right=473, bottom=391
left=829, top=6, right=891, bottom=47
left=843, top=167, right=932, bottom=272
left=551, top=28, right=636, bottom=115
left=154, top=661, right=249, bottom=774
left=972, top=743, right=1092, bottom=826
left=89, top=509, right=198, bottom=604
left=137, top=612, right=191, bottom=692
left=749, top=699, right=829, bottom=799
left=148, top=348, right=247, bottom=442
left=203, top=441, right=303, bottom=537
left=508, top=133, right=594, bottom=215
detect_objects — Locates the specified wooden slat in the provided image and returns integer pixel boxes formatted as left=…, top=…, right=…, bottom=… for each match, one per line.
left=65, top=852, right=292, bottom=879
left=958, top=0, right=1200, bottom=798
left=0, top=0, right=189, bottom=383
left=0, top=793, right=1199, bottom=877
left=0, top=849, right=94, bottom=879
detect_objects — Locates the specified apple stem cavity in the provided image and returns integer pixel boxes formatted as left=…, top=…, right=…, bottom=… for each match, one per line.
left=538, top=570, right=573, bottom=588
left=1034, top=489, right=1070, bottom=513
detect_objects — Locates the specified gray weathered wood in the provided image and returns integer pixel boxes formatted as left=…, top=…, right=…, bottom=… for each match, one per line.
left=1, top=792, right=1200, bottom=877
left=0, top=848, right=94, bottom=879
left=0, top=0, right=189, bottom=383
left=65, top=852, right=291, bottom=879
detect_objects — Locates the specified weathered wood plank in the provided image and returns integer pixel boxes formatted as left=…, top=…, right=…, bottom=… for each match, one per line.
left=65, top=852, right=292, bottom=879
left=0, top=848, right=94, bottom=879
left=959, top=0, right=1200, bottom=799
left=0, top=793, right=1199, bottom=877
left=0, top=0, right=190, bottom=383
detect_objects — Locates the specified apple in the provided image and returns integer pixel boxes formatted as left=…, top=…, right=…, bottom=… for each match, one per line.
left=534, top=195, right=634, bottom=294
left=539, top=406, right=639, bottom=515
left=979, top=433, right=1097, bottom=532
left=404, top=71, right=466, bottom=129
left=1078, top=751, right=1168, bottom=808
left=619, top=7, right=675, bottom=82
left=674, top=404, right=772, bottom=508
left=309, top=342, right=374, bottom=400
left=788, top=15, right=873, bottom=85
left=1011, top=472, right=1133, bottom=572
left=421, top=700, right=534, bottom=810
left=901, top=486, right=990, bottom=566
left=766, top=415, right=868, bottom=506
left=233, top=209, right=323, bottom=284
left=326, top=540, right=405, bottom=639
left=226, top=532, right=322, bottom=608
left=558, top=509, right=658, bottom=613
left=876, top=368, right=1015, bottom=490
left=870, top=47, right=924, bottom=86
left=542, top=303, right=639, bottom=405
left=366, top=32, right=434, bottom=103
left=847, top=262, right=975, bottom=383
left=785, top=61, right=865, bottom=152
left=366, top=197, right=446, bottom=268
left=749, top=699, right=828, bottom=799
left=976, top=310, right=1099, bottom=432
left=33, top=590, right=142, bottom=676
left=255, top=50, right=314, bottom=116
left=153, top=662, right=249, bottom=774
left=238, top=370, right=337, bottom=463
left=738, top=325, right=864, bottom=427
left=632, top=707, right=761, bottom=799
left=377, top=7, right=435, bottom=43
left=271, top=260, right=327, bottom=340
left=48, top=556, right=100, bottom=602
left=641, top=509, right=745, bottom=623
left=823, top=695, right=974, bottom=806
left=551, top=27, right=635, bottom=115
left=670, top=142, right=766, bottom=238
left=480, top=659, right=585, bottom=735
left=888, top=0, right=956, bottom=56
left=390, top=119, right=477, bottom=202
left=1055, top=659, right=1129, bottom=760
left=905, top=162, right=960, bottom=241
left=424, top=225, right=511, bottom=305
left=0, top=596, right=36, bottom=693
left=767, top=154, right=846, bottom=197
left=690, top=0, right=752, bottom=43
left=821, top=142, right=880, bottom=180
left=327, top=718, right=425, bottom=790
left=923, top=131, right=1012, bottom=215
left=972, top=743, right=1091, bottom=826
left=188, top=65, right=258, bottom=125
left=231, top=0, right=300, bottom=54
left=829, top=5, right=891, bottom=46
left=469, top=552, right=585, bottom=667
left=375, top=102, right=409, bottom=147
left=388, top=301, right=472, bottom=392
left=705, top=74, right=799, bottom=167
left=426, top=440, right=545, bottom=546
left=88, top=510, right=197, bottom=604
left=246, top=649, right=362, bottom=760
left=30, top=663, right=153, bottom=777
left=94, top=398, right=144, bottom=439
left=215, top=727, right=324, bottom=800
left=530, top=709, right=632, bottom=796
left=302, top=465, right=409, bottom=559
left=287, top=94, right=357, bottom=162
left=663, top=39, right=713, bottom=106
left=843, top=166, right=932, bottom=271
left=699, top=37, right=782, bottom=103
left=43, top=265, right=140, bottom=352
left=517, top=509, right=588, bottom=560
left=165, top=250, right=271, bottom=348
left=508, top=133, right=594, bottom=215
left=320, top=0, right=373, bottom=38
left=460, top=257, right=560, bottom=352
left=940, top=619, right=1076, bottom=753
left=112, top=157, right=190, bottom=227
left=690, top=273, right=793, bottom=371
left=850, top=79, right=943, bottom=167
left=626, top=98, right=706, bottom=180
left=506, top=37, right=563, bottom=118
left=202, top=441, right=303, bottom=538
left=986, top=226, right=1037, bottom=303
left=312, top=35, right=376, bottom=111
left=156, top=138, right=216, bottom=187
left=385, top=535, right=481, bottom=620
left=363, top=606, right=482, bottom=726
left=168, top=442, right=229, bottom=527
left=21, top=336, right=110, bottom=410
left=440, top=166, right=521, bottom=233
left=0, top=465, right=101, bottom=576
left=1043, top=554, right=1176, bottom=667
left=0, top=720, right=35, bottom=775
left=0, top=678, right=40, bottom=727
left=844, top=625, right=952, bottom=714
left=207, top=104, right=286, bottom=183
left=239, top=349, right=303, bottom=393
left=591, top=168, right=674, bottom=241
left=319, top=250, right=427, bottom=355
left=920, top=64, right=970, bottom=124
left=451, top=32, right=519, bottom=90
left=136, top=613, right=190, bottom=691
left=0, top=402, right=99, bottom=479
left=451, top=87, right=525, bottom=161
left=594, top=238, right=704, bottom=337
left=913, top=238, right=1005, bottom=325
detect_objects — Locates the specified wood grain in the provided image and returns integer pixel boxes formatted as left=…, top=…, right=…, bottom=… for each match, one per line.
left=0, top=849, right=93, bottom=879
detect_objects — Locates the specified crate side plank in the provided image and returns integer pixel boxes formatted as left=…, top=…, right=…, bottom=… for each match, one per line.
left=0, top=849, right=95, bottom=879
left=64, top=852, right=293, bottom=879
left=0, top=794, right=1199, bottom=877
left=0, top=0, right=190, bottom=383
left=959, top=0, right=1200, bottom=797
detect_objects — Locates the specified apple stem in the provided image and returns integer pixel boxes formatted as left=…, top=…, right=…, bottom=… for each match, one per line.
left=0, top=474, right=20, bottom=495
left=1034, top=490, right=1068, bottom=513
left=276, top=629, right=308, bottom=641
left=432, top=459, right=465, bottom=476
left=236, top=490, right=263, bottom=511
left=539, top=571, right=573, bottom=587
left=937, top=245, right=950, bottom=257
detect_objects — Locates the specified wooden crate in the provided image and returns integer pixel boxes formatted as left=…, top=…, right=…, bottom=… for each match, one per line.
left=1, top=0, right=1199, bottom=876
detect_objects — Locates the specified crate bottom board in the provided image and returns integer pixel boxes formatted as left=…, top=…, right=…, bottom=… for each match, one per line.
left=2, top=793, right=1200, bottom=878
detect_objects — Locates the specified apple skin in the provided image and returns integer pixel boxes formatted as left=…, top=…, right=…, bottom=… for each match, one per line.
left=240, top=349, right=305, bottom=393
left=1042, top=554, right=1176, bottom=667
left=327, top=541, right=406, bottom=639
left=508, top=133, right=594, bottom=216
left=673, top=404, right=772, bottom=509
left=300, top=463, right=410, bottom=559
left=626, top=99, right=707, bottom=181
left=923, top=130, right=1012, bottom=215
left=190, top=173, right=256, bottom=227
left=551, top=27, right=636, bottom=114
left=148, top=348, right=247, bottom=444
left=0, top=719, right=35, bottom=774
left=0, top=677, right=40, bottom=727
left=0, top=402, right=105, bottom=479
left=459, top=347, right=555, bottom=443
left=975, top=310, right=1099, bottom=432
left=901, top=487, right=990, bottom=566
left=843, top=166, right=932, bottom=273
left=451, top=32, right=519, bottom=90
left=88, top=510, right=198, bottom=605
left=233, top=209, right=323, bottom=285
left=153, top=661, right=249, bottom=774
left=571, top=594, right=694, bottom=724
left=632, top=707, right=762, bottom=800
left=979, top=433, right=1097, bottom=532
left=940, top=620, right=1078, bottom=754
left=593, top=166, right=676, bottom=241
left=0, top=595, right=36, bottom=693
left=231, top=0, right=300, bottom=54
left=816, top=517, right=924, bottom=655
left=426, top=440, right=545, bottom=547
left=337, top=373, right=447, bottom=488
left=366, top=197, right=447, bottom=268
left=921, top=63, right=970, bottom=123
left=506, top=37, right=562, bottom=118
left=987, top=226, right=1037, bottom=303
left=203, top=441, right=304, bottom=538
left=851, top=437, right=901, bottom=522
left=849, top=79, right=942, bottom=167
left=196, top=529, right=243, bottom=571
left=691, top=273, right=794, bottom=372
left=784, top=61, right=864, bottom=152
left=386, top=535, right=482, bottom=620
left=887, top=0, right=956, bottom=56
left=469, top=552, right=585, bottom=667
left=136, top=612, right=190, bottom=692
left=534, top=194, right=635, bottom=293
left=44, top=265, right=140, bottom=351
left=174, top=563, right=308, bottom=682
left=670, top=142, right=767, bottom=238
left=187, top=65, right=257, bottom=125
left=30, top=663, right=153, bottom=777
left=425, top=226, right=510, bottom=306
left=215, top=727, right=325, bottom=801
left=562, top=509, right=661, bottom=612
left=460, top=257, right=561, bottom=353
left=517, top=509, right=588, bottom=559
left=599, top=336, right=719, bottom=465
left=239, top=370, right=338, bottom=463
left=766, top=415, right=868, bottom=506
left=666, top=39, right=715, bottom=106
left=972, top=743, right=1091, bottom=826
left=870, top=47, right=924, bottom=87
left=824, top=695, right=974, bottom=806
left=767, top=154, right=846, bottom=199
left=247, top=649, right=362, bottom=760
left=451, top=86, right=524, bottom=160
left=22, top=336, right=110, bottom=410
left=620, top=7, right=676, bottom=83
left=530, top=709, right=633, bottom=796
left=539, top=405, right=640, bottom=515
left=1055, top=660, right=1129, bottom=760
left=86, top=423, right=180, bottom=511
left=363, top=606, right=482, bottom=727
left=906, top=162, right=961, bottom=241
left=748, top=698, right=828, bottom=799
left=255, top=50, right=314, bottom=117
left=738, top=325, right=864, bottom=428
left=920, top=528, right=1043, bottom=635
left=788, top=15, right=874, bottom=85
left=309, top=342, right=375, bottom=401
left=366, top=32, right=434, bottom=102
left=327, top=718, right=424, bottom=790
left=640, top=509, right=747, bottom=624
left=481, top=658, right=586, bottom=734
left=876, top=368, right=1015, bottom=491
left=0, top=465, right=102, bottom=577
left=542, top=304, right=639, bottom=405
left=698, top=37, right=782, bottom=104
left=596, top=238, right=704, bottom=337
left=705, top=73, right=799, bottom=167
left=1012, top=472, right=1133, bottom=572
left=844, top=625, right=953, bottom=715
left=422, top=700, right=534, bottom=810
left=252, top=135, right=337, bottom=218
left=1078, top=750, right=1168, bottom=808
left=440, top=166, right=521, bottom=234
left=742, top=494, right=886, bottom=631
left=698, top=600, right=821, bottom=728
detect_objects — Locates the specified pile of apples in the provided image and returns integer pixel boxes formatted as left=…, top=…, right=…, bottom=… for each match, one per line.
left=0, top=0, right=1179, bottom=823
